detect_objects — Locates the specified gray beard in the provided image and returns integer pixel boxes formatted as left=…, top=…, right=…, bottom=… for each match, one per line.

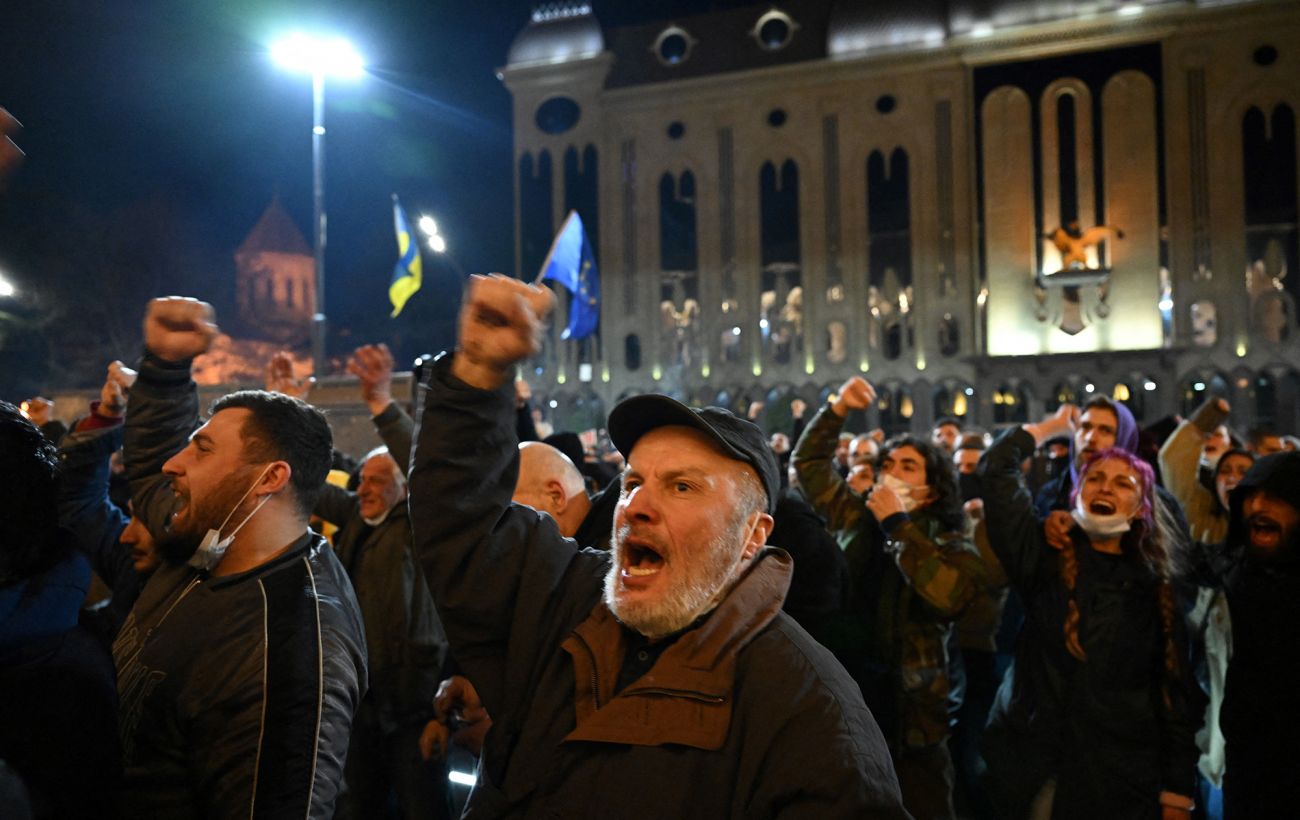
left=602, top=516, right=749, bottom=640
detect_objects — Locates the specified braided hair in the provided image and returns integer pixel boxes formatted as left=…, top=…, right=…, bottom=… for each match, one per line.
left=1063, top=449, right=1184, bottom=705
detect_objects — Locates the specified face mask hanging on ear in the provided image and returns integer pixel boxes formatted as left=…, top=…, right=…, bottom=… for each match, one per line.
left=1070, top=496, right=1132, bottom=539
left=189, top=465, right=275, bottom=573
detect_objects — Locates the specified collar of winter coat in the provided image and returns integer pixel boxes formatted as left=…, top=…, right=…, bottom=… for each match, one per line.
left=560, top=547, right=793, bottom=750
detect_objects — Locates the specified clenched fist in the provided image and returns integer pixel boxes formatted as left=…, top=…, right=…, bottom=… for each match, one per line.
left=453, top=274, right=554, bottom=390
left=144, top=297, right=218, bottom=363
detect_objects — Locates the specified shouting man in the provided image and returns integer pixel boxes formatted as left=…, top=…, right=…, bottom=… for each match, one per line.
left=408, top=274, right=907, bottom=819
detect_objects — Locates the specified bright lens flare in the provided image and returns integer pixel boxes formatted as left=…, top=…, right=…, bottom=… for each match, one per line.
left=271, top=34, right=365, bottom=79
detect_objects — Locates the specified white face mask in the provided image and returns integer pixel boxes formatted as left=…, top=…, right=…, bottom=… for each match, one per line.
left=878, top=473, right=921, bottom=514
left=189, top=465, right=275, bottom=573
left=1070, top=496, right=1132, bottom=539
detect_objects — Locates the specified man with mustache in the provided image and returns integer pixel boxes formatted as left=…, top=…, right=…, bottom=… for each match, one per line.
left=408, top=274, right=907, bottom=819
left=113, top=297, right=367, bottom=819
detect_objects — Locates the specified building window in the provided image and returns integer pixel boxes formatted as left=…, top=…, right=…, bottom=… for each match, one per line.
left=760, top=159, right=802, bottom=365
left=519, top=151, right=554, bottom=290
left=624, top=334, right=642, bottom=371
left=866, top=148, right=913, bottom=358
left=534, top=97, right=581, bottom=135
left=938, top=313, right=959, bottom=357
left=752, top=10, right=796, bottom=51
left=1242, top=104, right=1299, bottom=331
left=653, top=26, right=694, bottom=66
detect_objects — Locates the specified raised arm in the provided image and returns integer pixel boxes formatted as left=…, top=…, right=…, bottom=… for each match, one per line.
left=408, top=275, right=605, bottom=717
left=124, top=298, right=218, bottom=541
left=977, top=406, right=1076, bottom=591
left=1158, top=398, right=1227, bottom=543
left=58, top=363, right=133, bottom=588
left=792, top=377, right=875, bottom=532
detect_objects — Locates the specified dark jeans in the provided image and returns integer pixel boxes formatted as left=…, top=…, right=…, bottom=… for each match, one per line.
left=335, top=700, right=451, bottom=820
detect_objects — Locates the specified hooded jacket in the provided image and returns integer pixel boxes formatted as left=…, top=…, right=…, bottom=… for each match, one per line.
left=408, top=354, right=909, bottom=819
left=1219, top=452, right=1300, bottom=818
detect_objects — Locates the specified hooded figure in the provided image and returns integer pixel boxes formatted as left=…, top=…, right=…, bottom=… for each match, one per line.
left=1219, top=452, right=1300, bottom=819
left=1034, top=396, right=1139, bottom=520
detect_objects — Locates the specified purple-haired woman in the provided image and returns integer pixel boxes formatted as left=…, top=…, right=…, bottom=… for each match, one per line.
left=976, top=405, right=1202, bottom=820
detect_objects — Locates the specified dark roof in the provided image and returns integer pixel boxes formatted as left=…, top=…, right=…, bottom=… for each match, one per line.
left=236, top=197, right=311, bottom=258
left=603, top=3, right=833, bottom=89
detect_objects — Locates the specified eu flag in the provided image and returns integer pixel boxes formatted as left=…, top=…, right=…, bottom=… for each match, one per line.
left=539, top=210, right=600, bottom=340
left=389, top=196, right=423, bottom=317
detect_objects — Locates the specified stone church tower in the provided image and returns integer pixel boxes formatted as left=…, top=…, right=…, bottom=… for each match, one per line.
left=234, top=197, right=314, bottom=346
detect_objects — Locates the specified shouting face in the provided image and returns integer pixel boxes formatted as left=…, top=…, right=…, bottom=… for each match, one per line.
left=161, top=408, right=265, bottom=545
left=1078, top=456, right=1143, bottom=522
left=1241, top=491, right=1300, bottom=555
left=604, top=426, right=769, bottom=640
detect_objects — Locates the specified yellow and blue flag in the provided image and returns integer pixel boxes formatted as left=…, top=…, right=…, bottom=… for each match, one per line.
left=389, top=195, right=422, bottom=317
left=539, top=210, right=600, bottom=340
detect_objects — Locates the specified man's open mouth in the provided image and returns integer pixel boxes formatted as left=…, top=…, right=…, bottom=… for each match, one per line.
left=624, top=541, right=666, bottom=577
left=1248, top=516, right=1282, bottom=548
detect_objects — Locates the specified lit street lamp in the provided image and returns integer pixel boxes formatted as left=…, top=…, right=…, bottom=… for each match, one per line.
left=271, top=33, right=364, bottom=377
left=0, top=272, right=15, bottom=298
left=418, top=212, right=461, bottom=273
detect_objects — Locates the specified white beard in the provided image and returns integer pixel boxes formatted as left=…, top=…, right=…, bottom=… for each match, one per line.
left=602, top=513, right=751, bottom=640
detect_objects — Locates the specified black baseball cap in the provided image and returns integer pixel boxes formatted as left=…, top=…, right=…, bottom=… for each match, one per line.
left=607, top=394, right=780, bottom=513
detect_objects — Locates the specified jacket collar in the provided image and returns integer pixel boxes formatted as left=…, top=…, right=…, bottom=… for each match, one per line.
left=561, top=548, right=792, bottom=750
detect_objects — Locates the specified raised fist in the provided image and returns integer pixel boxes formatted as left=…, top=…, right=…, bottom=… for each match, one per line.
left=144, top=297, right=217, bottom=363
left=100, top=360, right=137, bottom=417
left=454, top=274, right=554, bottom=389
left=832, top=377, right=876, bottom=417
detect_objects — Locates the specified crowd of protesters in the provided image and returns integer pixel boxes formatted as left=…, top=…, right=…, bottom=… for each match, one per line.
left=1, top=283, right=1298, bottom=820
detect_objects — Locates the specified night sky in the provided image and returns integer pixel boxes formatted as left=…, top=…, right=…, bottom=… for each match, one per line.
left=0, top=0, right=752, bottom=395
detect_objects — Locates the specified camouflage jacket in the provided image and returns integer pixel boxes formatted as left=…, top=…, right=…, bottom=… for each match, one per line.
left=793, top=404, right=994, bottom=748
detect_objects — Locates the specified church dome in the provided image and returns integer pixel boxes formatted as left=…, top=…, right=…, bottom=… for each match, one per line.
left=506, top=3, right=605, bottom=68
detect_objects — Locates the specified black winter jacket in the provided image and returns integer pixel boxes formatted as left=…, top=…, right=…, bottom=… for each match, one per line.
left=314, top=401, right=446, bottom=731
left=978, top=428, right=1201, bottom=820
left=115, top=352, right=368, bottom=819
left=408, top=354, right=910, bottom=820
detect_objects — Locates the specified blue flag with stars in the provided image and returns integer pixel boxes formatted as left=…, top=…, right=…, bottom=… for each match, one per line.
left=539, top=210, right=600, bottom=340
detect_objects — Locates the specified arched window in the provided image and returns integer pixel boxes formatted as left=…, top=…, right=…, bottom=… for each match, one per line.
left=1046, top=381, right=1077, bottom=413
left=938, top=313, right=960, bottom=357
left=993, top=383, right=1029, bottom=424
left=1243, top=104, right=1299, bottom=317
left=867, top=148, right=912, bottom=359
left=760, top=159, right=802, bottom=364
left=520, top=151, right=554, bottom=287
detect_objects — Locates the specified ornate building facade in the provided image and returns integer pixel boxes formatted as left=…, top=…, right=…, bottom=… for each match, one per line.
left=500, top=0, right=1300, bottom=436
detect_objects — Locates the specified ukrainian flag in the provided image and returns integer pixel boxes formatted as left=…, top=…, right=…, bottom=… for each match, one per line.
left=539, top=210, right=600, bottom=340
left=389, top=195, right=423, bottom=317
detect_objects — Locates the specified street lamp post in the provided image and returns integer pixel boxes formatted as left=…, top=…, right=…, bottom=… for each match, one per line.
left=271, top=33, right=363, bottom=377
